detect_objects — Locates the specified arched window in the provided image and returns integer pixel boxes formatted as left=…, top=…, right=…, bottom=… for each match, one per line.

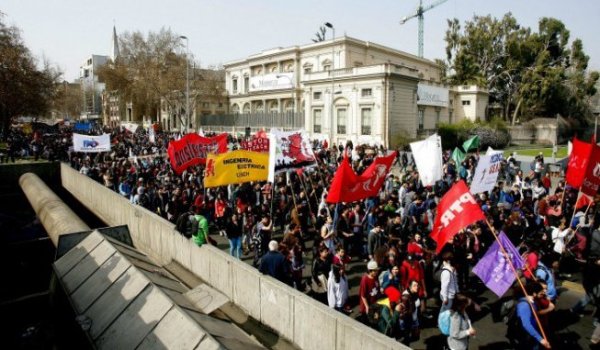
left=242, top=103, right=251, bottom=114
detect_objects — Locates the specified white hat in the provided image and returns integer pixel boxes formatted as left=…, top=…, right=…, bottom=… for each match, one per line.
left=367, top=260, right=379, bottom=271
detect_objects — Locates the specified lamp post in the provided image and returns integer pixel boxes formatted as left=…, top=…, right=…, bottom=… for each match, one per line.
left=325, top=22, right=335, bottom=145
left=180, top=36, right=190, bottom=133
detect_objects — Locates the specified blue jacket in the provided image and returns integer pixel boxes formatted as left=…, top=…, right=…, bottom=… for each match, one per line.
left=516, top=297, right=542, bottom=342
left=535, top=262, right=557, bottom=301
left=259, top=251, right=291, bottom=285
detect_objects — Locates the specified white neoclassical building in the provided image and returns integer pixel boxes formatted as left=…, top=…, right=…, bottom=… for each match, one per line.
left=224, top=36, right=488, bottom=147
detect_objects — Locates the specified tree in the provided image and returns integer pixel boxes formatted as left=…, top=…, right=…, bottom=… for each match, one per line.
left=443, top=14, right=599, bottom=125
left=98, top=28, right=225, bottom=127
left=0, top=18, right=61, bottom=138
left=312, top=26, right=327, bottom=43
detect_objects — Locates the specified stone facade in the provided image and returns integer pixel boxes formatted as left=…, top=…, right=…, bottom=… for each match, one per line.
left=224, top=36, right=488, bottom=147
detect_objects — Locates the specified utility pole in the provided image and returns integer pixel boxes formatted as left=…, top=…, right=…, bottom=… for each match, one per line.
left=325, top=22, right=335, bottom=145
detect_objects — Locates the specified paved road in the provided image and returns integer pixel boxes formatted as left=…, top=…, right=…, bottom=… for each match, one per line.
left=210, top=228, right=596, bottom=350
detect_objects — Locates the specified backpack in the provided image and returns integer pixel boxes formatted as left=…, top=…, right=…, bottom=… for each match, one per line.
left=505, top=300, right=527, bottom=345
left=438, top=309, right=451, bottom=336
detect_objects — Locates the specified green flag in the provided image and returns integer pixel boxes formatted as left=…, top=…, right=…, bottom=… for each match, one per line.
left=451, top=147, right=466, bottom=165
left=462, top=135, right=480, bottom=152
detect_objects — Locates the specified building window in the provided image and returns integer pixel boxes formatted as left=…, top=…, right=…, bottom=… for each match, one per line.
left=324, top=64, right=331, bottom=71
left=232, top=79, right=238, bottom=93
left=361, top=108, right=372, bottom=135
left=218, top=102, right=223, bottom=108
left=304, top=67, right=312, bottom=74
left=418, top=109, right=424, bottom=130
left=337, top=108, right=347, bottom=134
left=244, top=77, right=249, bottom=93
left=202, top=102, right=209, bottom=108
left=449, top=111, right=453, bottom=124
left=361, top=88, right=372, bottom=97
left=313, top=91, right=322, bottom=100
left=313, top=109, right=322, bottom=133
left=462, top=100, right=471, bottom=106
left=435, top=110, right=441, bottom=127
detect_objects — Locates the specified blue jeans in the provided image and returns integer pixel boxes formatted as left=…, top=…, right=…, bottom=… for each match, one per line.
left=229, top=236, right=242, bottom=259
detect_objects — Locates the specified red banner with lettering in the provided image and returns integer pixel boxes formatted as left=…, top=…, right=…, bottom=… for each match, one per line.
left=241, top=135, right=269, bottom=152
left=167, top=133, right=228, bottom=174
left=582, top=143, right=600, bottom=196
left=566, top=137, right=593, bottom=188
left=430, top=181, right=485, bottom=253
left=326, top=152, right=396, bottom=203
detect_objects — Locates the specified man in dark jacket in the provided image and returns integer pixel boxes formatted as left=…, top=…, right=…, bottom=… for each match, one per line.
left=259, top=240, right=291, bottom=285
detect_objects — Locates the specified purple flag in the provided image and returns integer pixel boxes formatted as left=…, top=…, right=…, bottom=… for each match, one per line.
left=472, top=232, right=524, bottom=297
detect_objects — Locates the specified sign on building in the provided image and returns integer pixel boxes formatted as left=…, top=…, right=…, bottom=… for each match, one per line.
left=417, top=83, right=449, bottom=108
left=249, top=73, right=294, bottom=92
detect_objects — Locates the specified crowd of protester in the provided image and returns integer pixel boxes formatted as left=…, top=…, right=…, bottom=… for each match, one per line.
left=5, top=123, right=600, bottom=349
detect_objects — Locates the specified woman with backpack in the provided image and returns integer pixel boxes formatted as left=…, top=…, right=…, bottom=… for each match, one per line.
left=446, top=293, right=476, bottom=350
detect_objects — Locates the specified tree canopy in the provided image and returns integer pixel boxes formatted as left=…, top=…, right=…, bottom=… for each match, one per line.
left=443, top=13, right=599, bottom=125
left=98, top=28, right=225, bottom=125
left=0, top=16, right=61, bottom=136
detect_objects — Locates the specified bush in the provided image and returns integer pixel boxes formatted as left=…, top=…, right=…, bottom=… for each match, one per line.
left=438, top=118, right=510, bottom=150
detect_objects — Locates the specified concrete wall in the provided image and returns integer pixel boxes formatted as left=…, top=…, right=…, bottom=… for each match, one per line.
left=60, top=163, right=409, bottom=350
left=509, top=123, right=557, bottom=145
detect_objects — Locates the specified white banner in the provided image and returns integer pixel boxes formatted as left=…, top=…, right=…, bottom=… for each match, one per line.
left=470, top=153, right=503, bottom=195
left=485, top=146, right=503, bottom=156
left=271, top=128, right=316, bottom=173
left=409, top=133, right=443, bottom=186
left=249, top=72, right=294, bottom=92
left=73, top=133, right=111, bottom=153
left=121, top=122, right=139, bottom=133
left=417, top=83, right=449, bottom=108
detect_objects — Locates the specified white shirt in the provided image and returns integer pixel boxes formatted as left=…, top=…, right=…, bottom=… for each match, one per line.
left=327, top=270, right=349, bottom=308
left=552, top=226, right=572, bottom=254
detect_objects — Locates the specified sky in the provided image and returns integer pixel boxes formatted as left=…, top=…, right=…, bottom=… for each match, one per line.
left=3, top=0, right=600, bottom=82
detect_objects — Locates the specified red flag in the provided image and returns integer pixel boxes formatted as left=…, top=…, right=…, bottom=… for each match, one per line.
left=575, top=193, right=593, bottom=210
left=430, top=181, right=486, bottom=253
left=167, top=133, right=228, bottom=174
left=326, top=153, right=396, bottom=203
left=582, top=143, right=600, bottom=196
left=566, top=137, right=593, bottom=188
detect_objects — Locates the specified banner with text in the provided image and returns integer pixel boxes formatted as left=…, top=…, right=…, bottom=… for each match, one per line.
left=470, top=153, right=503, bottom=195
left=167, top=133, right=228, bottom=174
left=73, top=133, right=111, bottom=153
left=204, top=150, right=270, bottom=188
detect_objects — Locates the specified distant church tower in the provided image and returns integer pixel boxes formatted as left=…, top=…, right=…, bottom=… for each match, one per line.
left=110, top=25, right=119, bottom=61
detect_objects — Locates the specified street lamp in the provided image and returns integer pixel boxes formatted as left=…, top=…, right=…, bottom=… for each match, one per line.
left=325, top=22, right=335, bottom=145
left=180, top=35, right=190, bottom=133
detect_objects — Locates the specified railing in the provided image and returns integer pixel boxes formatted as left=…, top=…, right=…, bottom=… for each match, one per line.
left=199, top=112, right=304, bottom=132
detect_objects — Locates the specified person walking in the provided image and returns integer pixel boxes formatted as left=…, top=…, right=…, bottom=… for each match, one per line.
left=259, top=241, right=291, bottom=285
left=447, top=293, right=476, bottom=350
left=440, top=252, right=459, bottom=313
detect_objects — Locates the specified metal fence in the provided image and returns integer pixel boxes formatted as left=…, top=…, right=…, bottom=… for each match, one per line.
left=199, top=112, right=304, bottom=133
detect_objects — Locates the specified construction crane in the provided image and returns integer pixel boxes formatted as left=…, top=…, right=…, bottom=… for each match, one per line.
left=399, top=0, right=448, bottom=58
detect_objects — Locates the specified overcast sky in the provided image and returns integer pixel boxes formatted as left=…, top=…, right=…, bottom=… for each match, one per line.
left=3, top=0, right=599, bottom=82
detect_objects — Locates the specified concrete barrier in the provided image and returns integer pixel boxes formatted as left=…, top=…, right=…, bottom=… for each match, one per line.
left=60, top=163, right=411, bottom=350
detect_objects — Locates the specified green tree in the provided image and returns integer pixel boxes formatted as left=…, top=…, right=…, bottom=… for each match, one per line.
left=0, top=17, right=61, bottom=138
left=444, top=14, right=599, bottom=125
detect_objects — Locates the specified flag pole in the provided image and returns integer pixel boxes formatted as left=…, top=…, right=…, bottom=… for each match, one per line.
left=484, top=220, right=548, bottom=343
left=565, top=199, right=594, bottom=247
left=569, top=190, right=582, bottom=228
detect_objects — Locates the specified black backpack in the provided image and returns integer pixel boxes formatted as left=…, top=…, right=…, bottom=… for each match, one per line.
left=505, top=300, right=529, bottom=346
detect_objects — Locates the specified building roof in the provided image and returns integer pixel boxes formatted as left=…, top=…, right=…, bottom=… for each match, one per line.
left=223, top=35, right=439, bottom=68
left=53, top=230, right=265, bottom=350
